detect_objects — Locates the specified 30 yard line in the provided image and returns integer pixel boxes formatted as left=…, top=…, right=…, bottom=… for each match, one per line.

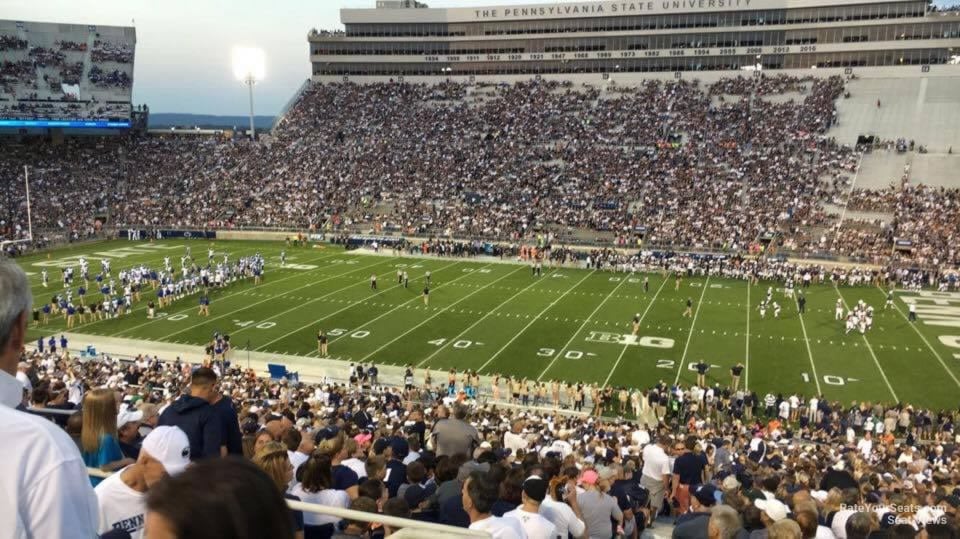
left=876, top=284, right=960, bottom=390
left=834, top=284, right=899, bottom=402
left=359, top=265, right=524, bottom=363
left=478, top=270, right=595, bottom=374
left=602, top=275, right=668, bottom=387
left=160, top=256, right=397, bottom=340
left=537, top=273, right=630, bottom=381
left=673, top=276, right=710, bottom=386
left=416, top=269, right=551, bottom=367
left=257, top=261, right=464, bottom=352
left=796, top=294, right=823, bottom=396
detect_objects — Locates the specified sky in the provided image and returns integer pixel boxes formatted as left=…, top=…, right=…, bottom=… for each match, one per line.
left=3, top=0, right=956, bottom=115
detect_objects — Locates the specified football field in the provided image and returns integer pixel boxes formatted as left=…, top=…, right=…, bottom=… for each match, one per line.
left=19, top=239, right=960, bottom=409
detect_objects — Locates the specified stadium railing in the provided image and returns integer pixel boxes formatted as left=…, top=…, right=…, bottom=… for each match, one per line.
left=86, top=468, right=488, bottom=538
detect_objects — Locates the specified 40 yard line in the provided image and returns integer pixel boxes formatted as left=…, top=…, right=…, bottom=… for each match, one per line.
left=602, top=274, right=668, bottom=387
left=257, top=260, right=464, bottom=352
left=358, top=265, right=524, bottom=363
left=673, top=276, right=710, bottom=386
left=478, top=270, right=595, bottom=374
left=416, top=269, right=550, bottom=367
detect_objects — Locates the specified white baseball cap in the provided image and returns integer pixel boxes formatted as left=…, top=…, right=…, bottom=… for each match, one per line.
left=141, top=426, right=191, bottom=476
left=754, top=498, right=790, bottom=522
left=117, top=410, right=143, bottom=428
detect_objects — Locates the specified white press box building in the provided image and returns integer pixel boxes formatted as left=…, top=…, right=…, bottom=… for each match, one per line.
left=308, top=0, right=960, bottom=79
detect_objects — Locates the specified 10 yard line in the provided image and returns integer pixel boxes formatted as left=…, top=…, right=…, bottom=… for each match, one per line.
left=537, top=274, right=630, bottom=381
left=478, top=270, right=595, bottom=374
left=602, top=275, right=668, bottom=387
left=416, top=269, right=551, bottom=367
left=876, top=285, right=960, bottom=390
left=359, top=265, right=524, bottom=363
left=833, top=284, right=899, bottom=402
left=796, top=294, right=823, bottom=396
left=674, top=276, right=710, bottom=386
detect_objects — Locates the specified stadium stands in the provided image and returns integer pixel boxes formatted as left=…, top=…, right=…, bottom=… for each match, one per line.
left=0, top=20, right=135, bottom=126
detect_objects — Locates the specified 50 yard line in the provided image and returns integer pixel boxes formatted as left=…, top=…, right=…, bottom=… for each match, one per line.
left=673, top=276, right=710, bottom=386
left=602, top=275, right=668, bottom=387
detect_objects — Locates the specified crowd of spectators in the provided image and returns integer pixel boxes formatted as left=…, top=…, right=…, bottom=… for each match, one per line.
left=0, top=34, right=28, bottom=51
left=92, top=40, right=134, bottom=64
left=2, top=74, right=958, bottom=271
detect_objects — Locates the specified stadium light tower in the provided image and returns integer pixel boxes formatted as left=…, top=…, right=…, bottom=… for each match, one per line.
left=232, top=46, right=265, bottom=140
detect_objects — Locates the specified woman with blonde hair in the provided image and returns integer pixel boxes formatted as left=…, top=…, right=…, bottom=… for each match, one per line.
left=81, top=388, right=133, bottom=486
left=315, top=428, right=360, bottom=499
left=253, top=442, right=305, bottom=539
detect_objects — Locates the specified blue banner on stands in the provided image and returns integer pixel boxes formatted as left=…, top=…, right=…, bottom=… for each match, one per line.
left=120, top=229, right=216, bottom=240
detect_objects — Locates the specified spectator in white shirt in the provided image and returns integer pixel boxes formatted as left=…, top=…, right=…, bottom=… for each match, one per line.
left=95, top=426, right=191, bottom=539
left=16, top=360, right=31, bottom=394
left=505, top=476, right=557, bottom=539
left=857, top=432, right=874, bottom=460
left=540, top=474, right=586, bottom=539
left=463, top=470, right=527, bottom=538
left=640, top=435, right=672, bottom=519
left=0, top=257, right=99, bottom=538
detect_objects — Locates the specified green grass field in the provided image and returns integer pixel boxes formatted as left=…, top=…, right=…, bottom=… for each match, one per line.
left=19, top=239, right=960, bottom=409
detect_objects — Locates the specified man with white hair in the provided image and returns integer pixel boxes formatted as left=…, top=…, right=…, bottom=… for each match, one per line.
left=95, top=426, right=192, bottom=538
left=0, top=257, right=99, bottom=537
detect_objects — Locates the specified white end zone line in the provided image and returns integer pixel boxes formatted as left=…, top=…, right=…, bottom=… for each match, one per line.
left=673, top=275, right=710, bottom=386
left=796, top=293, right=823, bottom=396
left=160, top=256, right=398, bottom=340
left=256, top=261, right=464, bottom=352
left=416, top=269, right=551, bottom=367
left=602, top=275, right=668, bottom=387
left=833, top=284, right=899, bottom=402
left=876, top=284, right=960, bottom=390
left=478, top=270, right=595, bottom=374
left=536, top=273, right=630, bottom=381
left=359, top=265, right=525, bottom=363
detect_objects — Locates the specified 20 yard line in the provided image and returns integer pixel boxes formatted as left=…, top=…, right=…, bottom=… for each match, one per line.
left=876, top=284, right=960, bottom=389
left=673, top=276, right=710, bottom=386
left=834, top=284, right=899, bottom=402
left=359, top=265, right=524, bottom=363
left=416, top=269, right=551, bottom=367
left=602, top=275, right=668, bottom=387
left=478, top=270, right=595, bottom=374
left=536, top=273, right=630, bottom=381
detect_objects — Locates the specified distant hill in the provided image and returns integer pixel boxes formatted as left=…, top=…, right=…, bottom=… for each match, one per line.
left=149, top=113, right=275, bottom=130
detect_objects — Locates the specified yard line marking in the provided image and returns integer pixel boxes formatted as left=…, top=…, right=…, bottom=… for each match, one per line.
left=417, top=270, right=550, bottom=367
left=876, top=284, right=960, bottom=390
left=796, top=296, right=823, bottom=396
left=834, top=284, right=898, bottom=402
left=264, top=261, right=466, bottom=352
left=674, top=276, right=710, bottom=386
left=602, top=276, right=668, bottom=387
left=159, top=256, right=397, bottom=340
left=478, top=270, right=595, bottom=374
left=361, top=266, right=524, bottom=363
left=55, top=248, right=339, bottom=336
left=537, top=273, right=630, bottom=381
left=745, top=281, right=750, bottom=390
